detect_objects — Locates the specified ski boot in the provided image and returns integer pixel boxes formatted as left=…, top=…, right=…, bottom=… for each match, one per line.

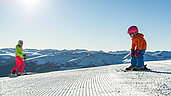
left=125, top=66, right=136, bottom=70
left=133, top=66, right=145, bottom=71
left=133, top=65, right=150, bottom=71
left=10, top=70, right=17, bottom=77
left=17, top=72, right=24, bottom=76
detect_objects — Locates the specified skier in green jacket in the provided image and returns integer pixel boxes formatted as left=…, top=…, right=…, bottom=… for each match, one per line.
left=11, top=40, right=26, bottom=76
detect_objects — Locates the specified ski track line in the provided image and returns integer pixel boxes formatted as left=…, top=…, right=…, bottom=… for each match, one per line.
left=56, top=72, right=83, bottom=96
left=100, top=69, right=146, bottom=96
left=1, top=71, right=70, bottom=95
left=1, top=61, right=171, bottom=96
left=37, top=71, right=79, bottom=96
left=1, top=73, right=58, bottom=96
left=113, top=64, right=171, bottom=96
left=0, top=67, right=147, bottom=96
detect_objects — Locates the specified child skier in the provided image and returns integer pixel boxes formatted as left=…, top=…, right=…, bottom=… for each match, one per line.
left=11, top=40, right=26, bottom=76
left=126, top=26, right=147, bottom=71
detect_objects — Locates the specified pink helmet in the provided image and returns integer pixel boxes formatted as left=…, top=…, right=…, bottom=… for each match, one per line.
left=127, top=26, right=138, bottom=34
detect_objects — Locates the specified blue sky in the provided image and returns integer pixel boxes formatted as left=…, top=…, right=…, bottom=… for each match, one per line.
left=0, top=0, right=171, bottom=51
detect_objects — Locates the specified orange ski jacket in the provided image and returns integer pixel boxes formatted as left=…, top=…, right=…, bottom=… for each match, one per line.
left=131, top=33, right=147, bottom=50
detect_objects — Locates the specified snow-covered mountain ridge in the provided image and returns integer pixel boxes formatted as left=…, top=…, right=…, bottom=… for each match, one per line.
left=0, top=48, right=171, bottom=77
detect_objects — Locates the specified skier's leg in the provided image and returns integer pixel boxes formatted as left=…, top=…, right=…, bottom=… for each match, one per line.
left=18, top=58, right=25, bottom=73
left=11, top=56, right=20, bottom=74
left=137, top=49, right=145, bottom=67
left=18, top=63, right=25, bottom=73
left=125, top=51, right=137, bottom=70
left=131, top=50, right=137, bottom=67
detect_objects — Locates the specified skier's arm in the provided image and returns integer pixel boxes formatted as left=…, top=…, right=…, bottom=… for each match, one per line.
left=16, top=46, right=24, bottom=58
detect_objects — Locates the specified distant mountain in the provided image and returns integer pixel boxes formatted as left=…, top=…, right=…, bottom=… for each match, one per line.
left=0, top=48, right=171, bottom=77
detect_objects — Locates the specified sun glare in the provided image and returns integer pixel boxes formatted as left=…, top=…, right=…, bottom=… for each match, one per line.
left=21, top=0, right=40, bottom=6
left=18, top=0, right=40, bottom=10
left=16, top=0, right=43, bottom=23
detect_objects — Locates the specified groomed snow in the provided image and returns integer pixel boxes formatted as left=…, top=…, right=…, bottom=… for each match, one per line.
left=0, top=60, right=171, bottom=96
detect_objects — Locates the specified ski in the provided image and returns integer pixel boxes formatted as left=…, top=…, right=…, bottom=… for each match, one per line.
left=116, top=64, right=151, bottom=72
left=9, top=72, right=35, bottom=77
left=116, top=68, right=151, bottom=72
left=116, top=69, right=133, bottom=72
left=9, top=74, right=18, bottom=77
left=22, top=72, right=35, bottom=75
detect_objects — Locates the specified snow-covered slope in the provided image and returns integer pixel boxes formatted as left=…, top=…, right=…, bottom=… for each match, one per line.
left=0, top=60, right=171, bottom=96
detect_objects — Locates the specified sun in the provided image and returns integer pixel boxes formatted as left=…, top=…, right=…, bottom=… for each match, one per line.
left=19, top=0, right=40, bottom=8
left=18, top=0, right=42, bottom=14
left=17, top=0, right=42, bottom=23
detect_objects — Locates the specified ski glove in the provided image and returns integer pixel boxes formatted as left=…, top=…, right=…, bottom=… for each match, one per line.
left=24, top=57, right=26, bottom=60
left=131, top=49, right=134, bottom=57
left=23, top=54, right=26, bottom=60
left=135, top=50, right=141, bottom=57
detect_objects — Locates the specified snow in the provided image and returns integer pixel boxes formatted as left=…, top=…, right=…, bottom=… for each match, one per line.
left=1, top=48, right=171, bottom=73
left=0, top=60, right=171, bottom=96
left=1, top=48, right=171, bottom=64
left=0, top=54, right=14, bottom=59
left=0, top=48, right=171, bottom=76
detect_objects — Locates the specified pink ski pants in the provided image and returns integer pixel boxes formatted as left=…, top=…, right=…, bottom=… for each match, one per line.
left=11, top=56, right=25, bottom=73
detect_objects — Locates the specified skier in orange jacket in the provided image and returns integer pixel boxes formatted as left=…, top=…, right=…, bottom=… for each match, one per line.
left=126, top=26, right=147, bottom=70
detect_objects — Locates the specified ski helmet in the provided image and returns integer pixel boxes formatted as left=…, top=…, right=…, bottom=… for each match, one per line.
left=127, top=26, right=138, bottom=35
left=18, top=40, right=23, bottom=44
